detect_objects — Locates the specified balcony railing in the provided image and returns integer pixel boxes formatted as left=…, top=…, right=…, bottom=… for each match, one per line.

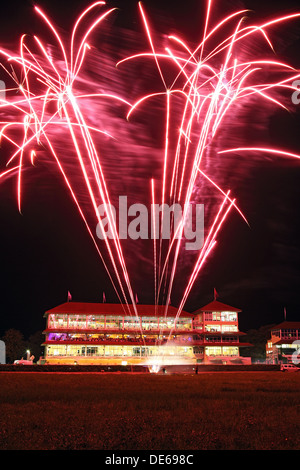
left=45, top=326, right=193, bottom=336
left=44, top=336, right=241, bottom=347
left=45, top=337, right=169, bottom=346
left=280, top=334, right=299, bottom=340
left=46, top=323, right=240, bottom=334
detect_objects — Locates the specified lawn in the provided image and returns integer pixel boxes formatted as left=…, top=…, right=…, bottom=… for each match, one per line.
left=0, top=371, right=299, bottom=450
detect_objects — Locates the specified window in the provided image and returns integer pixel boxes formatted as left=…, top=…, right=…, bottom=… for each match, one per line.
left=47, top=345, right=68, bottom=356
left=205, top=324, right=221, bottom=332
left=86, top=347, right=98, bottom=356
left=176, top=318, right=192, bottom=330
left=206, top=346, right=222, bottom=356
left=124, top=317, right=141, bottom=330
left=158, top=317, right=174, bottom=330
left=221, top=312, right=237, bottom=322
left=122, top=346, right=133, bottom=357
left=133, top=347, right=141, bottom=356
left=281, top=329, right=299, bottom=339
left=222, top=347, right=238, bottom=356
left=193, top=320, right=203, bottom=330
left=105, top=316, right=123, bottom=329
left=222, top=325, right=238, bottom=332
left=141, top=317, right=159, bottom=330
left=176, top=346, right=193, bottom=356
left=48, top=314, right=68, bottom=328
left=86, top=315, right=105, bottom=329
left=68, top=315, right=87, bottom=329
left=204, top=312, right=222, bottom=321
left=104, top=345, right=123, bottom=356
left=223, top=336, right=238, bottom=343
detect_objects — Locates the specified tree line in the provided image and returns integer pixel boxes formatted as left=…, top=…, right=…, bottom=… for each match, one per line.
left=0, top=329, right=44, bottom=364
left=0, top=324, right=275, bottom=364
left=239, top=324, right=275, bottom=362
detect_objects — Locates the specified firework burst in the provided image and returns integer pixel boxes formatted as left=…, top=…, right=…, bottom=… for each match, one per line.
left=0, top=0, right=300, bottom=335
left=118, top=1, right=300, bottom=325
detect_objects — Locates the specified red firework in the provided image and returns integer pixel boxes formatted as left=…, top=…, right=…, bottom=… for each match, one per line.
left=0, top=0, right=300, bottom=332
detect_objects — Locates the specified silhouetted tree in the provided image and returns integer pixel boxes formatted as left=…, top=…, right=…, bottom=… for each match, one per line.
left=241, top=324, right=276, bottom=362
left=25, top=330, right=44, bottom=362
left=1, top=329, right=26, bottom=363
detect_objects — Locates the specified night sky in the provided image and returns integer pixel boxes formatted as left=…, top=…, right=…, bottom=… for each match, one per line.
left=0, top=0, right=300, bottom=338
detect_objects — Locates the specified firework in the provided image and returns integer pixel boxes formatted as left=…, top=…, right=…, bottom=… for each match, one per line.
left=118, top=1, right=300, bottom=324
left=0, top=0, right=300, bottom=337
left=0, top=2, right=141, bottom=317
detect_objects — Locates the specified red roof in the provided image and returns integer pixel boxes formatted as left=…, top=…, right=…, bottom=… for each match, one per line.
left=193, top=300, right=241, bottom=314
left=271, top=321, right=300, bottom=330
left=45, top=302, right=193, bottom=318
left=272, top=338, right=299, bottom=345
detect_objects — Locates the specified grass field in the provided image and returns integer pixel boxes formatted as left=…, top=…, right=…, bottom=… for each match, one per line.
left=0, top=371, right=299, bottom=450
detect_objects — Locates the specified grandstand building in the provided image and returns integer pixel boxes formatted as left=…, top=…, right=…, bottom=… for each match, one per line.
left=266, top=321, right=300, bottom=364
left=42, top=299, right=251, bottom=365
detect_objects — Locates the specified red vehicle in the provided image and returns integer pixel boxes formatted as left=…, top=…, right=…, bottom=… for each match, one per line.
left=14, top=354, right=35, bottom=365
left=14, top=360, right=33, bottom=365
left=280, top=363, right=299, bottom=372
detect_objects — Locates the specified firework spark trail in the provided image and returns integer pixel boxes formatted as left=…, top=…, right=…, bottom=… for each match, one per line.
left=0, top=2, right=142, bottom=319
left=151, top=178, right=158, bottom=310
left=121, top=1, right=300, bottom=337
left=125, top=5, right=233, bottom=316
left=129, top=4, right=247, bottom=353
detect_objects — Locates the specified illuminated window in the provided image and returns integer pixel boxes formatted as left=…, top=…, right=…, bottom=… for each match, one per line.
left=221, top=312, right=237, bottom=322
left=222, top=325, right=238, bottom=332
left=48, top=314, right=68, bottom=328
left=86, top=315, right=105, bottom=329
left=141, top=317, right=159, bottom=330
left=212, top=312, right=221, bottom=321
left=205, top=324, right=221, bottom=332
left=222, top=347, right=238, bottom=356
left=124, top=317, right=141, bottom=329
left=86, top=347, right=98, bottom=356
left=205, top=312, right=221, bottom=321
left=68, top=315, right=87, bottom=329
left=105, top=316, right=123, bottom=329
left=176, top=318, right=192, bottom=330
left=206, top=347, right=222, bottom=356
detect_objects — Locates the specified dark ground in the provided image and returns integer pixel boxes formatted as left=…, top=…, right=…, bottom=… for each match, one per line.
left=0, top=371, right=299, bottom=450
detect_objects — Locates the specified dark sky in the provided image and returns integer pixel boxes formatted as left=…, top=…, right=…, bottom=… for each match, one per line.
left=0, top=0, right=300, bottom=337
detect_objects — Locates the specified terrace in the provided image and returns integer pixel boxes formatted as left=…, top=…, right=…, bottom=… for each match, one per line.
left=46, top=314, right=193, bottom=333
